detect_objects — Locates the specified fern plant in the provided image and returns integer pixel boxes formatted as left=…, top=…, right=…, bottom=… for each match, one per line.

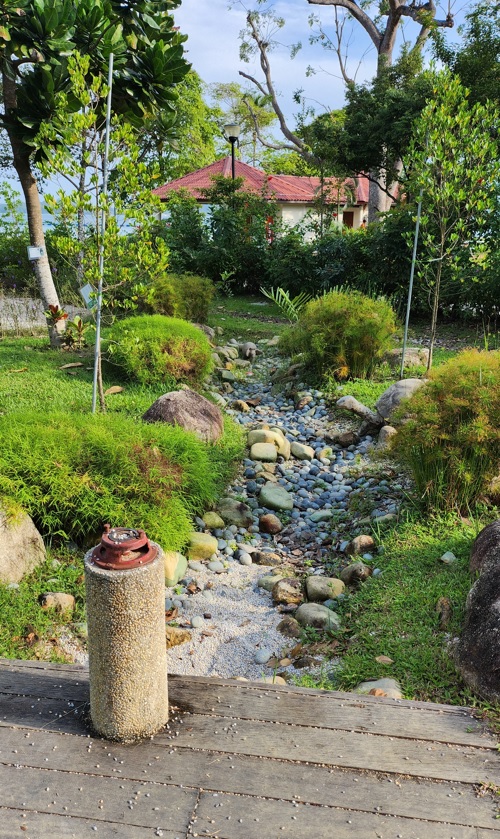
left=260, top=286, right=312, bottom=322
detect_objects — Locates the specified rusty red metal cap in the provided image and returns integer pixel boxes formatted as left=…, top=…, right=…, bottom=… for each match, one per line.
left=91, top=525, right=158, bottom=570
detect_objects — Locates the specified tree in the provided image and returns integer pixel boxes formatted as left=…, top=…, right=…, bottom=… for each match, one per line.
left=433, top=1, right=500, bottom=107
left=138, top=71, right=222, bottom=181
left=238, top=3, right=455, bottom=218
left=0, top=0, right=189, bottom=345
left=404, top=70, right=500, bottom=369
left=210, top=81, right=277, bottom=167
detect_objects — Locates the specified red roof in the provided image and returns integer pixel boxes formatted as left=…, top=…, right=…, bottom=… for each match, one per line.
left=153, top=158, right=369, bottom=206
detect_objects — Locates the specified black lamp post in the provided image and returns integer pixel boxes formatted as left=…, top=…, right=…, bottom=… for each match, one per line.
left=224, top=123, right=241, bottom=179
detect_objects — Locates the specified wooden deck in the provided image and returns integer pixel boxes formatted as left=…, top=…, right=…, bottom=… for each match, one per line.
left=0, top=658, right=499, bottom=838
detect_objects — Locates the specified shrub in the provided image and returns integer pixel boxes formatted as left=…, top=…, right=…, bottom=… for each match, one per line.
left=0, top=412, right=244, bottom=551
left=147, top=272, right=215, bottom=323
left=105, top=315, right=213, bottom=388
left=395, top=349, right=500, bottom=512
left=279, top=289, right=398, bottom=379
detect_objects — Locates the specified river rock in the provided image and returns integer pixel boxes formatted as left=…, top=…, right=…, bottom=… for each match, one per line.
left=470, top=519, right=500, bottom=574
left=202, top=511, right=225, bottom=530
left=375, top=378, right=425, bottom=422
left=253, top=551, right=282, bottom=567
left=164, top=551, right=188, bottom=587
left=290, top=441, right=315, bottom=461
left=187, top=532, right=218, bottom=560
left=340, top=562, right=373, bottom=586
left=165, top=626, right=192, bottom=649
left=295, top=603, right=341, bottom=630
left=272, top=577, right=303, bottom=606
left=259, top=513, right=283, bottom=534
left=259, top=482, right=294, bottom=511
left=258, top=574, right=285, bottom=592
left=384, top=347, right=430, bottom=370
left=376, top=425, right=398, bottom=450
left=40, top=592, right=75, bottom=613
left=305, top=577, right=345, bottom=602
left=276, top=615, right=302, bottom=638
left=250, top=442, right=278, bottom=462
left=346, top=535, right=375, bottom=556
left=142, top=388, right=224, bottom=443
left=231, top=399, right=250, bottom=412
left=0, top=508, right=46, bottom=584
left=355, top=678, right=403, bottom=699
left=216, top=497, right=254, bottom=528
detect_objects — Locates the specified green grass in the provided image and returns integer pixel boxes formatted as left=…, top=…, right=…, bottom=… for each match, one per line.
left=0, top=547, right=86, bottom=660
left=208, top=294, right=287, bottom=342
left=320, top=513, right=496, bottom=706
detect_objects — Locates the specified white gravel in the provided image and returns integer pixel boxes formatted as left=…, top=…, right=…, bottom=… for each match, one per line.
left=166, top=562, right=292, bottom=681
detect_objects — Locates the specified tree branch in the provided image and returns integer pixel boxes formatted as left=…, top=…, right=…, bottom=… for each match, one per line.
left=307, top=0, right=382, bottom=50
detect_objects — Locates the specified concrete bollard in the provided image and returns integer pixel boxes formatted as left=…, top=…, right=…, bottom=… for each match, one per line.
left=84, top=526, right=168, bottom=742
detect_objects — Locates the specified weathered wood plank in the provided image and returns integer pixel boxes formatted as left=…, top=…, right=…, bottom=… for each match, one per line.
left=0, top=762, right=197, bottom=831
left=0, top=808, right=180, bottom=838
left=168, top=679, right=495, bottom=748
left=194, top=791, right=482, bottom=839
left=0, top=668, right=89, bottom=702
left=0, top=692, right=89, bottom=735
left=158, top=714, right=500, bottom=785
left=1, top=726, right=498, bottom=829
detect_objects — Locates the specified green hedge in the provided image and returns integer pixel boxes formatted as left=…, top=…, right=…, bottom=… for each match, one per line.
left=0, top=412, right=244, bottom=551
left=105, top=314, right=213, bottom=389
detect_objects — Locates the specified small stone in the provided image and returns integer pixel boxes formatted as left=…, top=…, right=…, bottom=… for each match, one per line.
left=250, top=442, right=278, bottom=462
left=355, top=677, right=403, bottom=699
left=305, top=577, right=345, bottom=602
left=165, top=626, right=192, bottom=649
left=190, top=616, right=204, bottom=628
left=290, top=442, right=315, bottom=461
left=376, top=425, right=398, bottom=450
left=346, top=535, right=375, bottom=556
left=255, top=648, right=272, bottom=665
left=259, top=513, right=283, bottom=534
left=253, top=551, right=282, bottom=567
left=295, top=603, right=341, bottom=630
left=238, top=553, right=252, bottom=566
left=163, top=551, right=188, bottom=587
left=231, top=400, right=250, bottom=412
left=202, top=511, right=225, bottom=530
left=187, top=532, right=218, bottom=561
left=276, top=616, right=302, bottom=638
left=188, top=560, right=204, bottom=572
left=340, top=562, right=372, bottom=586
left=258, top=675, right=287, bottom=685
left=309, top=510, right=333, bottom=523
left=272, top=578, right=303, bottom=606
left=439, top=551, right=458, bottom=565
left=40, top=592, right=75, bottom=613
left=208, top=560, right=224, bottom=573
left=257, top=574, right=285, bottom=592
left=259, top=482, right=294, bottom=511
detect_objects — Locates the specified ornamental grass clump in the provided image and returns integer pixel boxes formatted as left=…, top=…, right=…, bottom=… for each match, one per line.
left=279, top=289, right=397, bottom=379
left=0, top=412, right=243, bottom=551
left=395, top=349, right=500, bottom=512
left=105, top=315, right=213, bottom=388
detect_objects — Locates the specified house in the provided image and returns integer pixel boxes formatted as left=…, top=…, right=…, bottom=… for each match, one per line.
left=152, top=158, right=369, bottom=236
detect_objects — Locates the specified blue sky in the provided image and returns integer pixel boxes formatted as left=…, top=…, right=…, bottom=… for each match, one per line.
left=174, top=0, right=468, bottom=130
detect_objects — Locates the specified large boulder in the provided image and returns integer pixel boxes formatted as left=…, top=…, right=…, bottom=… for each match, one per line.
left=375, top=378, right=425, bottom=422
left=0, top=509, right=46, bottom=584
left=454, top=520, right=500, bottom=702
left=142, top=388, right=224, bottom=443
left=383, top=347, right=430, bottom=370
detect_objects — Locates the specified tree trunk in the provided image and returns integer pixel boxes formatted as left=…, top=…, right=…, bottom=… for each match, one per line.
left=76, top=147, right=87, bottom=286
left=427, top=247, right=444, bottom=372
left=2, top=68, right=64, bottom=347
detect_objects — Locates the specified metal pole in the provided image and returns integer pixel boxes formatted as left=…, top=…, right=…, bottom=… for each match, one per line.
left=399, top=187, right=423, bottom=380
left=92, top=53, right=114, bottom=413
left=230, top=138, right=236, bottom=180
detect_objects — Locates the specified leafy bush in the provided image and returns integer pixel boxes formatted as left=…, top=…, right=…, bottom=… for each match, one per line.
left=279, top=289, right=398, bottom=379
left=395, top=349, right=500, bottom=511
left=105, top=315, right=213, bottom=388
left=0, top=412, right=244, bottom=551
left=147, top=272, right=215, bottom=323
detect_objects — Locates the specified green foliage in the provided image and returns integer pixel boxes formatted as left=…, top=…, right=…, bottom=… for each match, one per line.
left=280, top=289, right=398, bottom=380
left=259, top=286, right=312, bottom=322
left=0, top=411, right=242, bottom=552
left=158, top=190, right=207, bottom=274
left=105, top=314, right=213, bottom=388
left=395, top=349, right=500, bottom=511
left=146, top=272, right=215, bottom=324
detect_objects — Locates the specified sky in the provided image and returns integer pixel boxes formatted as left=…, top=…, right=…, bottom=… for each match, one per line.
left=174, top=0, right=466, bottom=134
